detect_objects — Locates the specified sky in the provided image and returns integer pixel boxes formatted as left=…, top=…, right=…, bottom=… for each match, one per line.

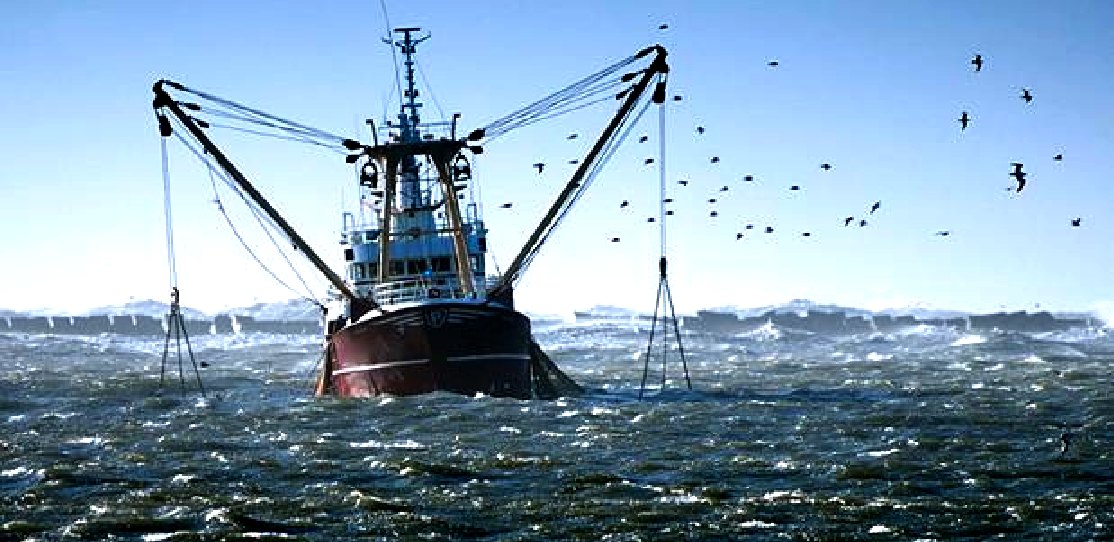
left=2, top=1, right=1113, bottom=317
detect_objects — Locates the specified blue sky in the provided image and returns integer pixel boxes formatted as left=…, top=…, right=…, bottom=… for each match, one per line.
left=2, top=1, right=1112, bottom=317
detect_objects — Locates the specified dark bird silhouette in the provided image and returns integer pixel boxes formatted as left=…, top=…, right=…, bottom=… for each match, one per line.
left=499, top=203, right=512, bottom=209
left=935, top=230, right=951, bottom=236
left=620, top=200, right=629, bottom=208
left=958, top=111, right=970, bottom=130
left=720, top=185, right=729, bottom=192
left=611, top=237, right=621, bottom=242
left=801, top=232, right=811, bottom=237
left=971, top=54, right=983, bottom=72
left=844, top=216, right=854, bottom=227
left=767, top=60, right=779, bottom=67
left=647, top=217, right=656, bottom=223
left=707, top=198, right=717, bottom=203
left=696, top=126, right=705, bottom=135
left=1010, top=162, right=1027, bottom=192
left=764, top=226, right=774, bottom=234
left=745, top=224, right=755, bottom=230
left=673, top=95, right=683, bottom=101
left=644, top=158, right=655, bottom=165
left=638, top=135, right=649, bottom=143
left=1053, top=153, right=1063, bottom=161
left=710, top=156, right=720, bottom=164
left=870, top=201, right=881, bottom=214
left=790, top=185, right=800, bottom=191
left=736, top=233, right=744, bottom=240
left=1021, top=88, right=1033, bottom=104
left=659, top=23, right=669, bottom=30
left=820, top=163, right=832, bottom=171
left=859, top=219, right=868, bottom=227
left=666, top=210, right=674, bottom=216
left=568, top=159, right=579, bottom=165
left=663, top=198, right=674, bottom=203
left=678, top=180, right=689, bottom=186
left=533, top=162, right=545, bottom=174
left=710, top=211, right=718, bottom=217
left=567, top=133, right=578, bottom=140
left=1072, top=217, right=1081, bottom=227
left=743, top=175, right=754, bottom=182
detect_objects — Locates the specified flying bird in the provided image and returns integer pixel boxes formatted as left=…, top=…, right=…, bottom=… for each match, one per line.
left=710, top=156, right=720, bottom=164
left=611, top=237, right=621, bottom=242
left=1071, top=217, right=1081, bottom=227
left=720, top=185, right=729, bottom=192
left=1053, top=153, right=1063, bottom=161
left=958, top=111, right=970, bottom=130
left=568, top=159, right=579, bottom=165
left=663, top=198, right=674, bottom=203
left=859, top=219, right=868, bottom=227
left=1021, top=88, right=1033, bottom=104
left=844, top=216, right=854, bottom=227
left=678, top=180, right=689, bottom=186
left=935, top=230, right=951, bottom=236
left=745, top=224, right=755, bottom=230
left=666, top=210, right=674, bottom=216
left=801, top=232, right=811, bottom=237
left=736, top=233, right=744, bottom=240
left=644, top=158, right=655, bottom=165
left=647, top=217, right=656, bottom=223
left=971, top=54, right=983, bottom=72
left=658, top=23, right=669, bottom=30
left=620, top=200, right=629, bottom=208
left=710, top=211, right=718, bottom=217
left=764, top=226, right=774, bottom=233
left=567, top=133, right=578, bottom=140
left=499, top=203, right=512, bottom=209
left=707, top=198, right=717, bottom=203
left=533, top=162, right=545, bottom=174
left=696, top=126, right=705, bottom=135
left=870, top=201, right=881, bottom=214
left=743, top=175, right=754, bottom=182
left=790, top=185, right=800, bottom=191
left=639, top=135, right=649, bottom=143
left=767, top=60, right=779, bottom=67
left=820, top=163, right=832, bottom=171
left=672, top=95, right=683, bottom=101
left=1010, top=162, right=1027, bottom=192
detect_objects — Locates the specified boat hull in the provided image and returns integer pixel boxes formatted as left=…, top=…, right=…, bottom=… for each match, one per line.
left=327, top=302, right=536, bottom=398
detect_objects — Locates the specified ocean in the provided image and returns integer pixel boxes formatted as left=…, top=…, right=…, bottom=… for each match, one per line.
left=1, top=319, right=1110, bottom=541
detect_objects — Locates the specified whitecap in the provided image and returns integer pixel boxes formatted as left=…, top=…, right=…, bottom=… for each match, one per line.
left=868, top=525, right=892, bottom=534
left=951, top=334, right=986, bottom=346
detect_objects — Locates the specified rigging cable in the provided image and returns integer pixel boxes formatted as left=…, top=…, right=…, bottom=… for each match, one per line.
left=379, top=0, right=405, bottom=117
left=161, top=136, right=178, bottom=288
left=168, top=124, right=324, bottom=308
left=414, top=58, right=446, bottom=121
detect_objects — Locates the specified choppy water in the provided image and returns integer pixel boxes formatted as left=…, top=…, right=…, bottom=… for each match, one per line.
left=1, top=322, right=1111, bottom=541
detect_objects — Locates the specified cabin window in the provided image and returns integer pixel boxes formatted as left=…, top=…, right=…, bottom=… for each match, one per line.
left=352, top=263, right=366, bottom=280
left=390, top=260, right=405, bottom=275
left=470, top=255, right=482, bottom=272
left=367, top=262, right=379, bottom=277
left=477, top=237, right=486, bottom=252
left=407, top=259, right=429, bottom=274
left=344, top=248, right=354, bottom=261
left=431, top=256, right=452, bottom=273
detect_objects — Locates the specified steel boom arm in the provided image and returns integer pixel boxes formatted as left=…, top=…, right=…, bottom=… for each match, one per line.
left=152, top=80, right=368, bottom=309
left=489, top=46, right=668, bottom=297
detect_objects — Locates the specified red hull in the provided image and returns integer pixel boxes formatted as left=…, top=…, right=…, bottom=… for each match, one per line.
left=326, top=303, right=536, bottom=398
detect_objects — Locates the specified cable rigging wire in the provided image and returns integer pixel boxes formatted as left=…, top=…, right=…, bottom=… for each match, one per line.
left=161, top=136, right=178, bottom=289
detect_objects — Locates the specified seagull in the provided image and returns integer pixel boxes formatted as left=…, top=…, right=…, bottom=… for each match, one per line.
left=659, top=23, right=669, bottom=30
left=870, top=201, right=881, bottom=214
left=743, top=175, right=754, bottom=182
left=1021, top=88, right=1033, bottom=104
left=859, top=219, right=868, bottom=227
left=533, top=162, right=545, bottom=174
left=1053, top=153, right=1063, bottom=161
left=720, top=185, right=729, bottom=192
left=764, top=226, right=774, bottom=233
left=666, top=210, right=674, bottom=216
left=611, top=237, right=621, bottom=242
left=696, top=126, right=705, bottom=135
left=673, top=95, right=683, bottom=101
left=745, top=224, right=755, bottom=230
left=736, top=233, right=744, bottom=240
left=644, top=158, right=655, bottom=165
left=707, top=198, right=717, bottom=203
left=710, top=211, right=718, bottom=217
left=639, top=135, right=649, bottom=143
left=663, top=198, right=674, bottom=203
left=958, top=111, right=970, bottom=131
left=1071, top=217, right=1081, bottom=227
left=801, top=232, right=811, bottom=237
left=710, top=156, right=720, bottom=164
left=1010, top=162, right=1027, bottom=192
left=620, top=200, right=629, bottom=208
left=568, top=159, right=579, bottom=165
left=647, top=217, right=656, bottom=222
left=499, top=203, right=512, bottom=209
left=844, top=216, right=854, bottom=226
left=767, top=60, right=779, bottom=67
left=820, top=163, right=832, bottom=171
left=971, top=54, right=983, bottom=72
left=567, top=133, right=578, bottom=140
left=790, top=185, right=800, bottom=191
left=678, top=180, right=689, bottom=186
left=935, top=230, right=951, bottom=236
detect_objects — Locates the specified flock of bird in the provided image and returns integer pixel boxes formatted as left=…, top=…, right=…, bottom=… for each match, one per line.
left=496, top=33, right=1083, bottom=244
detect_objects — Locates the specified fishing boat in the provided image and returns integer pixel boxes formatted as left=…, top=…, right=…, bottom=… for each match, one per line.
left=152, top=28, right=670, bottom=398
